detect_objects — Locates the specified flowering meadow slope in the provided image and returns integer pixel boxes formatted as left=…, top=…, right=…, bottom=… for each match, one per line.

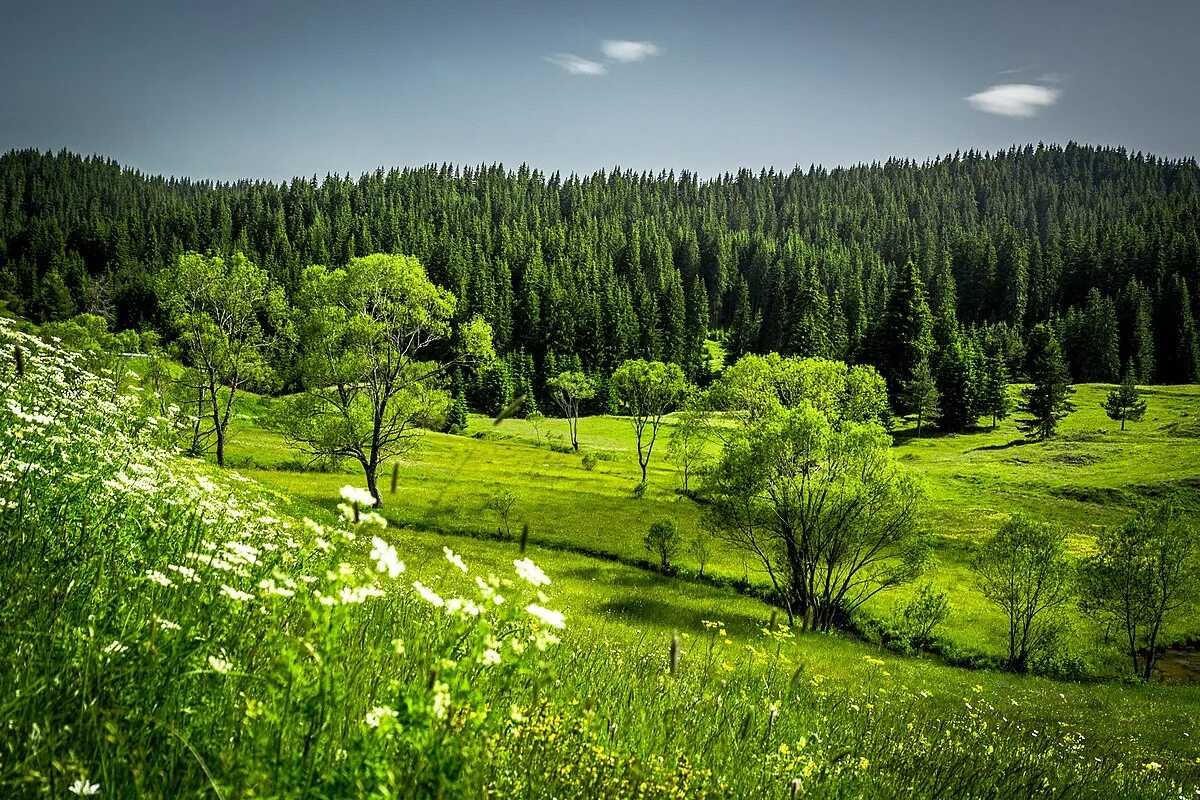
left=0, top=318, right=1196, bottom=798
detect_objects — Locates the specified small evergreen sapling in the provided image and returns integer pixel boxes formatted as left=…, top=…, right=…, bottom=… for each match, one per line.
left=1101, top=367, right=1147, bottom=431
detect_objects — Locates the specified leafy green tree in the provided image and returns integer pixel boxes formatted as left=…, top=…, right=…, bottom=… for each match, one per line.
left=283, top=254, right=493, bottom=503
left=902, top=356, right=940, bottom=437
left=1081, top=500, right=1199, bottom=679
left=666, top=407, right=711, bottom=494
left=979, top=351, right=1014, bottom=429
left=158, top=252, right=289, bottom=467
left=546, top=370, right=595, bottom=451
left=610, top=359, right=690, bottom=484
left=1020, top=323, right=1074, bottom=440
left=705, top=401, right=927, bottom=631
left=1101, top=367, right=1147, bottom=431
left=710, top=353, right=890, bottom=429
left=973, top=516, right=1073, bottom=671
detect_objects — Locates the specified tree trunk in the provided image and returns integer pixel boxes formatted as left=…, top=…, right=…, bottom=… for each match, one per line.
left=215, top=421, right=225, bottom=467
left=365, top=462, right=381, bottom=507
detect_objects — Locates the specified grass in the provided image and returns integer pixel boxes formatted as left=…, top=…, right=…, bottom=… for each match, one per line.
left=226, top=383, right=1200, bottom=675
left=5, top=324, right=1200, bottom=797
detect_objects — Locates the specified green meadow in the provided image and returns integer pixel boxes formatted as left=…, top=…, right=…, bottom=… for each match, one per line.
left=226, top=383, right=1200, bottom=676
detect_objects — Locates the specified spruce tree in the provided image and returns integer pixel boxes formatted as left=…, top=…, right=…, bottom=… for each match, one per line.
left=1101, top=366, right=1147, bottom=431
left=1020, top=323, right=1075, bottom=440
left=936, top=335, right=982, bottom=432
left=979, top=351, right=1014, bottom=429
left=874, top=260, right=934, bottom=410
left=902, top=356, right=940, bottom=437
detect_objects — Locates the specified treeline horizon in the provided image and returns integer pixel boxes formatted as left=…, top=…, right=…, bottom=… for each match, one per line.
left=1, top=142, right=1198, bottom=414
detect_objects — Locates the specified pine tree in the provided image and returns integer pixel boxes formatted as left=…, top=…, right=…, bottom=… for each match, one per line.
left=1021, top=323, right=1075, bottom=440
left=728, top=275, right=759, bottom=361
left=979, top=351, right=1014, bottom=429
left=936, top=335, right=982, bottom=432
left=1157, top=274, right=1200, bottom=384
left=902, top=356, right=940, bottom=437
left=1119, top=278, right=1155, bottom=384
left=1101, top=366, right=1147, bottom=431
left=874, top=260, right=935, bottom=409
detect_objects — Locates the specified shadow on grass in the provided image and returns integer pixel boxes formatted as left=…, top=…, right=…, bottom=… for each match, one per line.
left=968, top=438, right=1033, bottom=453
left=599, top=594, right=766, bottom=632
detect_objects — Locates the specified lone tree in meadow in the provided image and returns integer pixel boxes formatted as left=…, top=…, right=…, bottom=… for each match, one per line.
left=902, top=356, right=940, bottom=437
left=158, top=252, right=290, bottom=467
left=973, top=516, right=1073, bottom=671
left=705, top=391, right=928, bottom=632
left=546, top=370, right=594, bottom=451
left=610, top=359, right=691, bottom=484
left=282, top=254, right=494, bottom=504
left=666, top=407, right=712, bottom=494
left=1101, top=367, right=1147, bottom=431
left=1081, top=499, right=1198, bottom=680
left=644, top=518, right=682, bottom=572
left=1019, top=323, right=1074, bottom=440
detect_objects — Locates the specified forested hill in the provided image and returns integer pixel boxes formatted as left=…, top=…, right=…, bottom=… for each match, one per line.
left=2, top=143, right=1199, bottom=399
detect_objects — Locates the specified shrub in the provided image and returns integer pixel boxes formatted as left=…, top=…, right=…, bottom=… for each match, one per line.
left=897, top=583, right=951, bottom=651
left=644, top=519, right=681, bottom=571
left=581, top=451, right=599, bottom=471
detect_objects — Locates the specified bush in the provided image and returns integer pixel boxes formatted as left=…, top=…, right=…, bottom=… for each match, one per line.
left=896, top=583, right=951, bottom=651
left=581, top=451, right=599, bottom=471
left=644, top=518, right=681, bottom=571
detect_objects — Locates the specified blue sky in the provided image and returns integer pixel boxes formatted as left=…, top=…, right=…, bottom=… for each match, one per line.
left=2, top=0, right=1197, bottom=180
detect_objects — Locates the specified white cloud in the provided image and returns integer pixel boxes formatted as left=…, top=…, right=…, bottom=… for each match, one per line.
left=600, top=40, right=660, bottom=63
left=965, top=84, right=1061, bottom=118
left=544, top=53, right=606, bottom=76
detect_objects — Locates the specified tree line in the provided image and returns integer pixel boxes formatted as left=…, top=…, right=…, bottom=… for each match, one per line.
left=1, top=142, right=1198, bottom=419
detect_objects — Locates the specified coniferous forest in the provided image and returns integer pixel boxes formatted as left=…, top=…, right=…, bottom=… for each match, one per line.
left=3, top=143, right=1198, bottom=420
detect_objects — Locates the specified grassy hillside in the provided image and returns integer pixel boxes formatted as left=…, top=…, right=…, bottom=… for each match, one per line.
left=5, top=324, right=1199, bottom=797
left=225, top=383, right=1200, bottom=675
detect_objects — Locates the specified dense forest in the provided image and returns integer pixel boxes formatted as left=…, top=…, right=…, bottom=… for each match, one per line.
left=2, top=144, right=1198, bottom=415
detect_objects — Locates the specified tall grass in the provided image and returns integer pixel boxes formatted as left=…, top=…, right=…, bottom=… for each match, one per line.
left=0, top=319, right=1194, bottom=798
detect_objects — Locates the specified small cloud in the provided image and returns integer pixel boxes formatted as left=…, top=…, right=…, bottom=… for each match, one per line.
left=966, top=83, right=1061, bottom=118
left=544, top=53, right=607, bottom=76
left=601, top=40, right=660, bottom=63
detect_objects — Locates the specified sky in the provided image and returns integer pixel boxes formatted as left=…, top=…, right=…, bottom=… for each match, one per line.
left=2, top=0, right=1197, bottom=182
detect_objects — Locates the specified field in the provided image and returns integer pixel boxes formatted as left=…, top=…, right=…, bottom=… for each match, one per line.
left=5, top=322, right=1200, bottom=798
left=226, top=383, right=1200, bottom=675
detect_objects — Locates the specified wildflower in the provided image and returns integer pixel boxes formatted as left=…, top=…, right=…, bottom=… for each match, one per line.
left=144, top=569, right=173, bottom=587
left=480, top=648, right=502, bottom=665
left=339, top=585, right=385, bottom=604
left=863, top=655, right=886, bottom=667
left=220, top=584, right=255, bottom=602
left=413, top=581, right=445, bottom=608
left=365, top=705, right=399, bottom=728
left=257, top=578, right=295, bottom=598
left=102, top=640, right=128, bottom=655
left=1144, top=762, right=1162, bottom=772
left=359, top=510, right=388, bottom=529
left=339, top=485, right=376, bottom=507
left=153, top=617, right=182, bottom=631
left=68, top=778, right=100, bottom=796
left=208, top=653, right=233, bottom=675
left=524, top=603, right=565, bottom=629
left=513, top=557, right=550, bottom=587
left=370, top=536, right=405, bottom=578
left=445, top=597, right=483, bottom=618
left=443, top=546, right=468, bottom=573
left=431, top=681, right=451, bottom=719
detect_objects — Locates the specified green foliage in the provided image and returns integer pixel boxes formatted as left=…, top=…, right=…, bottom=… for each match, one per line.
left=873, top=260, right=934, bottom=408
left=979, top=351, right=1014, bottom=428
left=644, top=518, right=682, bottom=571
left=936, top=335, right=983, bottom=432
left=1102, top=368, right=1148, bottom=431
left=158, top=251, right=290, bottom=465
left=610, top=359, right=691, bottom=483
left=902, top=356, right=940, bottom=437
left=283, top=254, right=474, bottom=502
left=896, top=583, right=951, bottom=651
left=973, top=516, right=1074, bottom=671
left=712, top=353, right=890, bottom=428
left=705, top=398, right=928, bottom=632
left=546, top=370, right=595, bottom=451
left=581, top=451, right=599, bottom=471
left=1081, top=499, right=1199, bottom=679
left=1020, top=323, right=1075, bottom=440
